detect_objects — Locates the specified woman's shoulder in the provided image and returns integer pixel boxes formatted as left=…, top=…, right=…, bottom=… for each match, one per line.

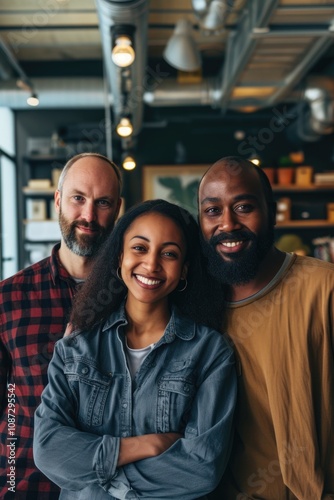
left=174, top=308, right=233, bottom=353
left=55, top=323, right=105, bottom=357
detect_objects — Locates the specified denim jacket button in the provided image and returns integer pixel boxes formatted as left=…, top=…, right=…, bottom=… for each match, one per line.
left=81, top=367, right=89, bottom=374
left=122, top=403, right=128, bottom=408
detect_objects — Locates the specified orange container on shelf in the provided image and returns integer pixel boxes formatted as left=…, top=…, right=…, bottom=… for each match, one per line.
left=327, top=203, right=334, bottom=222
left=295, top=166, right=313, bottom=186
left=277, top=167, right=294, bottom=186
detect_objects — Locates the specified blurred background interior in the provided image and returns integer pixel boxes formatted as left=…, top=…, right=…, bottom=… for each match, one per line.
left=1, top=0, right=334, bottom=276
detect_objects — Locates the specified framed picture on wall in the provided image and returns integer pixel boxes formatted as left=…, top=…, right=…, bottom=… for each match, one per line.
left=142, top=165, right=209, bottom=217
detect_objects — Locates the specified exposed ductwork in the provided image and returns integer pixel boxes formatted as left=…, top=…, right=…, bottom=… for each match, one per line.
left=0, top=78, right=108, bottom=109
left=1, top=0, right=334, bottom=145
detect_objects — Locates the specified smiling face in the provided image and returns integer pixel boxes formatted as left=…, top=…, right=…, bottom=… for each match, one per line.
left=119, top=212, right=188, bottom=307
left=198, top=160, right=275, bottom=285
left=55, top=156, right=121, bottom=257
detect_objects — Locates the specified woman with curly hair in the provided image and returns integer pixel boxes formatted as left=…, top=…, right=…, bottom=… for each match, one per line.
left=34, top=199, right=236, bottom=500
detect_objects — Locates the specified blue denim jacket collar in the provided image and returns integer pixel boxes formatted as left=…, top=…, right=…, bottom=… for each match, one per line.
left=103, top=302, right=196, bottom=343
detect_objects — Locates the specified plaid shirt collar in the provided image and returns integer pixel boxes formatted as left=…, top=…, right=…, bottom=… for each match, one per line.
left=50, top=242, right=79, bottom=286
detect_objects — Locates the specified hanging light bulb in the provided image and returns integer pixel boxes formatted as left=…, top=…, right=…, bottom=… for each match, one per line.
left=116, top=117, right=133, bottom=138
left=122, top=155, right=136, bottom=171
left=249, top=154, right=261, bottom=166
left=27, top=93, right=39, bottom=107
left=112, top=35, right=135, bottom=68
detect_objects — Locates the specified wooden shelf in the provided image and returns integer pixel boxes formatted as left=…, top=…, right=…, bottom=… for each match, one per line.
left=272, top=184, right=334, bottom=191
left=23, top=187, right=55, bottom=195
left=276, top=220, right=334, bottom=228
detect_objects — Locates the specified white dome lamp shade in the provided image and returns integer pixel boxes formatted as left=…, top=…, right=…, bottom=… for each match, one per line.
left=163, top=19, right=201, bottom=72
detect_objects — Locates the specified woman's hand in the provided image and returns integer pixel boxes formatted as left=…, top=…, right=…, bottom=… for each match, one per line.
left=117, top=432, right=182, bottom=466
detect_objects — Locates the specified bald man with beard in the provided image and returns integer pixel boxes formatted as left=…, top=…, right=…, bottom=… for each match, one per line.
left=0, top=153, right=122, bottom=498
left=199, top=156, right=334, bottom=500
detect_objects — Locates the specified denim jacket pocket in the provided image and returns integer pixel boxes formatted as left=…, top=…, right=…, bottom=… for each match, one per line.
left=156, top=359, right=196, bottom=433
left=64, top=357, right=112, bottom=428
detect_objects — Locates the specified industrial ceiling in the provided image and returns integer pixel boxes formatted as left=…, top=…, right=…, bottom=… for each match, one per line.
left=0, top=0, right=334, bottom=145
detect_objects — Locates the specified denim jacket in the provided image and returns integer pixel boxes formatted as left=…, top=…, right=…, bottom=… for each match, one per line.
left=34, top=304, right=236, bottom=499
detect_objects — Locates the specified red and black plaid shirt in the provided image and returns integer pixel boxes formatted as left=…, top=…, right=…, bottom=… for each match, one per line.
left=0, top=244, right=78, bottom=499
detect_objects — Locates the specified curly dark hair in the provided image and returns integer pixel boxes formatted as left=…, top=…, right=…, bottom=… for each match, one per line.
left=70, top=199, right=224, bottom=331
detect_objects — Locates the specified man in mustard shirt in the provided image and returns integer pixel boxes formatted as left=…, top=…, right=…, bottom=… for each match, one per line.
left=199, top=156, right=334, bottom=499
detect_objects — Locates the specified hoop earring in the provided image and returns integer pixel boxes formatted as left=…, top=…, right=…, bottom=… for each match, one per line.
left=177, top=278, right=187, bottom=292
left=116, top=267, right=123, bottom=282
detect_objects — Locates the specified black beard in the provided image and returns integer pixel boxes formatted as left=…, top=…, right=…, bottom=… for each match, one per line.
left=59, top=210, right=111, bottom=257
left=200, top=227, right=275, bottom=286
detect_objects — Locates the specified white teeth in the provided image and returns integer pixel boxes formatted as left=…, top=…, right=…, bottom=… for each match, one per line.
left=136, top=275, right=161, bottom=285
left=222, top=241, right=243, bottom=248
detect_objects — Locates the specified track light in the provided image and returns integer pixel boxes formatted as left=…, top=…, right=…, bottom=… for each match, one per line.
left=116, top=117, right=133, bottom=138
left=122, top=155, right=136, bottom=171
left=27, top=93, right=39, bottom=107
left=163, top=19, right=201, bottom=72
left=192, top=0, right=230, bottom=32
left=111, top=26, right=136, bottom=68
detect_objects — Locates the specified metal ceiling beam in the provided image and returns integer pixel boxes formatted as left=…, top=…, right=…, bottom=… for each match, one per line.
left=219, top=0, right=280, bottom=109
left=263, top=35, right=334, bottom=107
left=0, top=36, right=34, bottom=89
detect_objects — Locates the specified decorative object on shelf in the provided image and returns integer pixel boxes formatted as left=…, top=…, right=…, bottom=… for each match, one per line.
left=295, top=166, right=313, bottom=186
left=289, top=151, right=305, bottom=164
left=26, top=199, right=47, bottom=221
left=51, top=168, right=62, bottom=188
left=27, top=178, right=52, bottom=189
left=327, top=203, right=334, bottom=222
left=291, top=201, right=327, bottom=221
left=312, top=236, right=334, bottom=262
left=276, top=197, right=291, bottom=223
left=314, top=171, right=334, bottom=185
left=27, top=137, right=51, bottom=156
left=275, top=234, right=310, bottom=256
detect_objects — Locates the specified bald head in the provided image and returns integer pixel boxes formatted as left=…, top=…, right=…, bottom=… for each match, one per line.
left=199, top=156, right=274, bottom=206
left=58, top=152, right=122, bottom=197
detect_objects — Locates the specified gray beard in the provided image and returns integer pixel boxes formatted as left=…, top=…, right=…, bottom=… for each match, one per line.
left=59, top=210, right=110, bottom=257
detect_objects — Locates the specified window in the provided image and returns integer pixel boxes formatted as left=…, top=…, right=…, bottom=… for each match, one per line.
left=0, top=107, right=18, bottom=279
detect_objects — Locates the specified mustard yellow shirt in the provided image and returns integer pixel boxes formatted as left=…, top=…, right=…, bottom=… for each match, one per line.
left=218, top=254, right=334, bottom=499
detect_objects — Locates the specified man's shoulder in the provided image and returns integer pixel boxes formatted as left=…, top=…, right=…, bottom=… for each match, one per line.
left=0, top=256, right=52, bottom=289
left=293, top=254, right=334, bottom=272
left=290, top=254, right=334, bottom=287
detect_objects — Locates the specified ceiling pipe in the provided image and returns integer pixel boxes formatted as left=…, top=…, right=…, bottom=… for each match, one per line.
left=95, top=0, right=149, bottom=137
left=0, top=78, right=108, bottom=108
left=0, top=76, right=305, bottom=110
